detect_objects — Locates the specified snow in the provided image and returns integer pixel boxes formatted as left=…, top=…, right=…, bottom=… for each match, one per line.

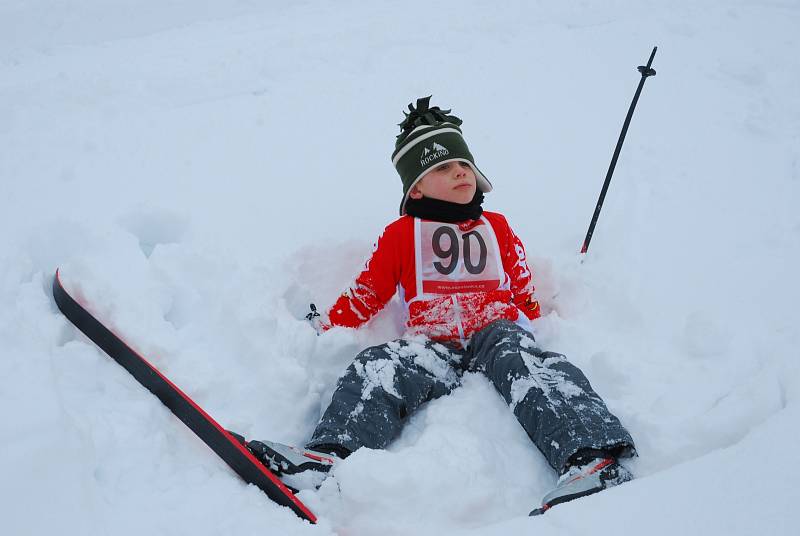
left=1, top=1, right=799, bottom=534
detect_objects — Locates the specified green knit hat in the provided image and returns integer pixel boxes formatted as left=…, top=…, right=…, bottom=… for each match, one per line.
left=391, top=96, right=492, bottom=215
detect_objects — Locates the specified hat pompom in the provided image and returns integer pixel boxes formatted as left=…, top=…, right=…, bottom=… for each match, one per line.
left=396, top=96, right=462, bottom=147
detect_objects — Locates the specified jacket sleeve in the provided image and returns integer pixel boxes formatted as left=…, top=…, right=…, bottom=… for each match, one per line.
left=501, top=219, right=541, bottom=321
left=322, top=224, right=401, bottom=330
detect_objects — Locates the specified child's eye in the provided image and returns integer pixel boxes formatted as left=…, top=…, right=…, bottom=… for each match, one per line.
left=436, top=163, right=451, bottom=172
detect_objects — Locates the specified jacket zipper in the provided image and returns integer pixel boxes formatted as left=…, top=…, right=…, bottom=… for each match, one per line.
left=451, top=295, right=467, bottom=348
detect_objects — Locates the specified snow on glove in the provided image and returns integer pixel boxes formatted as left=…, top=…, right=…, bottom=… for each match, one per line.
left=305, top=303, right=326, bottom=334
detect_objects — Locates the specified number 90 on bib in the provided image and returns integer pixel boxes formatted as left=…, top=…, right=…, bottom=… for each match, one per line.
left=415, top=219, right=503, bottom=295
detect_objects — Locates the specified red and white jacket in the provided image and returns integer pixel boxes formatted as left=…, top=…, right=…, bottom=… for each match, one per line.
left=323, top=211, right=540, bottom=346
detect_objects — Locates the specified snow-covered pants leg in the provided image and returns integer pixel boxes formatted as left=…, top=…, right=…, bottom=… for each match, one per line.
left=307, top=339, right=462, bottom=455
left=466, top=320, right=635, bottom=472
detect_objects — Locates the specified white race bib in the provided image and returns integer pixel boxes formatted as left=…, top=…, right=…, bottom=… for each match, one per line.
left=414, top=217, right=504, bottom=295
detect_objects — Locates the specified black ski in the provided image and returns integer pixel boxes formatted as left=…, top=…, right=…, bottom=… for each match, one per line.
left=52, top=269, right=317, bottom=524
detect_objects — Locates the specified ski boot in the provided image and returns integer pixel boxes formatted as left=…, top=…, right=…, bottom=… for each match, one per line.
left=228, top=431, right=340, bottom=490
left=530, top=457, right=633, bottom=516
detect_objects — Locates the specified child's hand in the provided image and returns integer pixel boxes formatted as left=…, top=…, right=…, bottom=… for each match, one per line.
left=305, top=303, right=324, bottom=335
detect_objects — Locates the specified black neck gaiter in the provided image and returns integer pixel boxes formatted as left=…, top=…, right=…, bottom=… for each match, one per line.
left=405, top=190, right=484, bottom=223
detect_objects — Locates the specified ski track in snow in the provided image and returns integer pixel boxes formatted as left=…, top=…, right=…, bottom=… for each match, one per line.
left=2, top=1, right=799, bottom=535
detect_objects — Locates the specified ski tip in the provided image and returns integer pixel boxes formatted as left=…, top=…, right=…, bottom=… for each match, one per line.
left=53, top=268, right=67, bottom=294
left=52, top=268, right=65, bottom=304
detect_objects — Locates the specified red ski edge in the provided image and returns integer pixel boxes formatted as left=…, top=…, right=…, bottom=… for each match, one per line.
left=52, top=269, right=317, bottom=524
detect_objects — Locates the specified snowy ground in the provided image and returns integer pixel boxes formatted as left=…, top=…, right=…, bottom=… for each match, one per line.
left=2, top=1, right=799, bottom=534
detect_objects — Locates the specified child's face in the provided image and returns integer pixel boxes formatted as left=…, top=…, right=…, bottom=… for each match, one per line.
left=409, top=161, right=477, bottom=204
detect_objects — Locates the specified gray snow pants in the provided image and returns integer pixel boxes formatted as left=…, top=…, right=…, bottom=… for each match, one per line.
left=308, top=320, right=635, bottom=472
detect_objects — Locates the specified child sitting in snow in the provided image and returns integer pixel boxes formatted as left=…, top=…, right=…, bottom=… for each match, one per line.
left=246, top=97, right=636, bottom=515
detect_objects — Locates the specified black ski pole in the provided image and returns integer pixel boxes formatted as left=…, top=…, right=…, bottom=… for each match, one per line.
left=580, top=46, right=658, bottom=255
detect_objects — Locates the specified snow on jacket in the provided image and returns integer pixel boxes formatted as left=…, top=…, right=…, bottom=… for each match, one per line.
left=323, top=211, right=540, bottom=346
